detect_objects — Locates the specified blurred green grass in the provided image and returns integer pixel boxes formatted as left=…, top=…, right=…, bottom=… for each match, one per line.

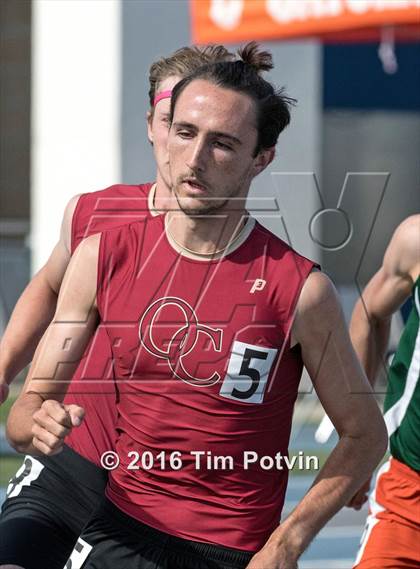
left=0, top=395, right=16, bottom=425
left=0, top=455, right=22, bottom=486
left=1, top=395, right=21, bottom=486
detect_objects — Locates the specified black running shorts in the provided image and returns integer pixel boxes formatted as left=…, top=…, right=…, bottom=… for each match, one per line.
left=66, top=497, right=254, bottom=569
left=0, top=445, right=107, bottom=569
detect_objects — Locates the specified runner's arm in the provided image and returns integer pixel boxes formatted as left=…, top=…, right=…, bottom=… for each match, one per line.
left=0, top=195, right=81, bottom=402
left=346, top=215, right=419, bottom=509
left=6, top=233, right=100, bottom=456
left=350, top=215, right=420, bottom=387
left=247, top=271, right=388, bottom=569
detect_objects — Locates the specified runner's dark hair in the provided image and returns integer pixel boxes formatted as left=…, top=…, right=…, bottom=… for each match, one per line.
left=170, top=42, right=296, bottom=155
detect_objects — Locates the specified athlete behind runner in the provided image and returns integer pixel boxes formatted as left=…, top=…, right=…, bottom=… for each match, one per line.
left=7, top=44, right=387, bottom=569
left=348, top=215, right=420, bottom=569
left=0, top=45, right=234, bottom=569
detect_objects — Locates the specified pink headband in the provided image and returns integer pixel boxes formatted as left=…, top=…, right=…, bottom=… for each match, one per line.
left=153, top=90, right=172, bottom=107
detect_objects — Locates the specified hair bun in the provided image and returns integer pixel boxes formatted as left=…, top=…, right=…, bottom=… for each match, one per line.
left=237, top=42, right=273, bottom=73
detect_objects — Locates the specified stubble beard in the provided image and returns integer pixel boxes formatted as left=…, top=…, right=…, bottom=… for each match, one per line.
left=175, top=193, right=230, bottom=217
left=172, top=179, right=247, bottom=218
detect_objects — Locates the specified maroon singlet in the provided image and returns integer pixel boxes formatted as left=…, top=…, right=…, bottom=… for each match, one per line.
left=97, top=214, right=317, bottom=551
left=64, top=183, right=154, bottom=465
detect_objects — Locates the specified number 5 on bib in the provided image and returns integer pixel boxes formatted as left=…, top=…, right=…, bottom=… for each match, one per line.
left=220, top=341, right=278, bottom=404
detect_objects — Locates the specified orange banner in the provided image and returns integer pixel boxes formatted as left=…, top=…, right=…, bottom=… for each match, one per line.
left=191, top=0, right=420, bottom=44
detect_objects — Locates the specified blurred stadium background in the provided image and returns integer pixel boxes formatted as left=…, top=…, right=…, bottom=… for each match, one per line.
left=1, top=1, right=419, bottom=566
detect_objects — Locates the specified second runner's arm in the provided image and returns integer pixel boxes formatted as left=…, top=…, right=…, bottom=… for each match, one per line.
left=0, top=195, right=81, bottom=403
left=6, top=233, right=100, bottom=456
left=347, top=215, right=419, bottom=509
left=350, top=215, right=419, bottom=387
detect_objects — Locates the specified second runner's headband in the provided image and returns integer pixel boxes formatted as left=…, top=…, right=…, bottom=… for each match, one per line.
left=153, top=90, right=172, bottom=106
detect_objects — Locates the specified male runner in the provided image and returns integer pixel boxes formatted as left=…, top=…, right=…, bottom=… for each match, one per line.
left=7, top=45, right=387, bottom=569
left=0, top=45, right=233, bottom=569
left=349, top=215, right=420, bottom=568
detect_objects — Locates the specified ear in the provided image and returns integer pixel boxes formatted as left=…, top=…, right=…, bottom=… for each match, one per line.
left=252, top=147, right=275, bottom=176
left=147, top=110, right=154, bottom=144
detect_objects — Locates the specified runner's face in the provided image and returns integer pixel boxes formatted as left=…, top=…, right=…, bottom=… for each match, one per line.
left=147, top=75, right=180, bottom=189
left=168, top=79, right=269, bottom=216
